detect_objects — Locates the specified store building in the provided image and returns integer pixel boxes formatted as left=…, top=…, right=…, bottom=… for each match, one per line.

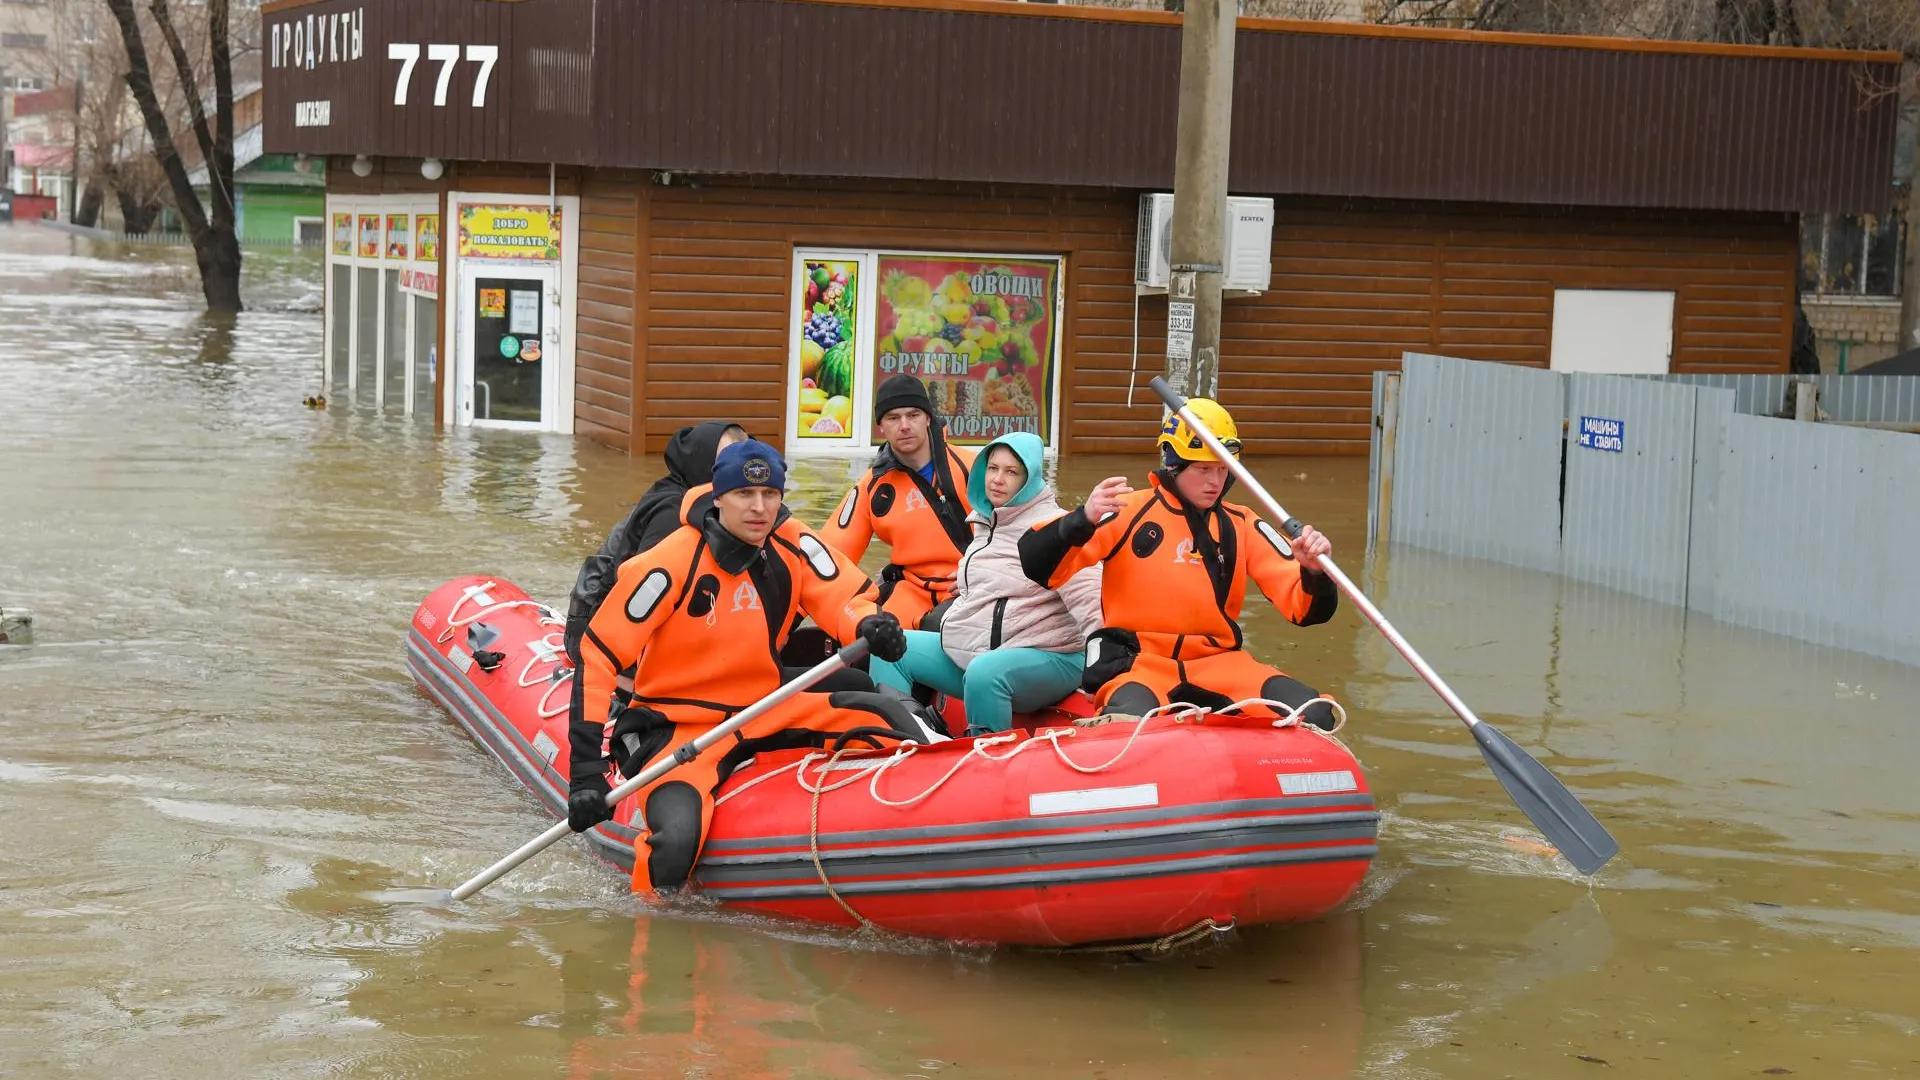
left=261, top=0, right=1900, bottom=456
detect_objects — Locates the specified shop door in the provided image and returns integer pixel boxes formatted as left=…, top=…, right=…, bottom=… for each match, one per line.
left=455, top=264, right=561, bottom=429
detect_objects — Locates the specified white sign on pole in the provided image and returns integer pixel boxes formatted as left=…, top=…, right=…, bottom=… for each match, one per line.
left=1167, top=300, right=1195, bottom=363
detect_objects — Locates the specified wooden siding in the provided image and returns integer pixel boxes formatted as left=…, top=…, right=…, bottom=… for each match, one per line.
left=618, top=177, right=1794, bottom=457
left=577, top=175, right=640, bottom=446
left=333, top=167, right=1793, bottom=456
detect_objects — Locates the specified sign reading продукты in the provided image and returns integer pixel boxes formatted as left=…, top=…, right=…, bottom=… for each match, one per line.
left=1578, top=416, right=1625, bottom=452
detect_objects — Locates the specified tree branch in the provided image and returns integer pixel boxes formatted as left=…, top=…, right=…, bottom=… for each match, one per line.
left=209, top=0, right=235, bottom=231
left=149, top=0, right=217, bottom=174
left=104, top=0, right=210, bottom=240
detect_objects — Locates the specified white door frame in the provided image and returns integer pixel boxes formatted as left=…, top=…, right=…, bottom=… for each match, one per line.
left=443, top=190, right=580, bottom=435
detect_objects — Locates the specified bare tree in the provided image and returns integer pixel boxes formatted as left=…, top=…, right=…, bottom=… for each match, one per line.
left=104, top=0, right=242, bottom=312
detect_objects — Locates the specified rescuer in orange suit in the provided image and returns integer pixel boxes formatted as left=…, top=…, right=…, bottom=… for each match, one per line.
left=567, top=440, right=910, bottom=895
left=821, top=374, right=977, bottom=630
left=1019, top=400, right=1343, bottom=728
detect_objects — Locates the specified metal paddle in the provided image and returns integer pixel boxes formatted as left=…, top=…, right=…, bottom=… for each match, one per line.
left=446, top=639, right=873, bottom=901
left=1148, top=377, right=1619, bottom=876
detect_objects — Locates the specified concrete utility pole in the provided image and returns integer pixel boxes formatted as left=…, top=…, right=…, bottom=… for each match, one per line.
left=1163, top=0, right=1237, bottom=401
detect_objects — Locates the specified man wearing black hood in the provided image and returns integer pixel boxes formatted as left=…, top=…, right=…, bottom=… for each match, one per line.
left=563, top=421, right=747, bottom=705
left=821, top=374, right=976, bottom=630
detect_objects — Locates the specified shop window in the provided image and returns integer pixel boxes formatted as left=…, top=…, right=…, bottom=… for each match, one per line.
left=785, top=249, right=1063, bottom=454
left=411, top=294, right=438, bottom=419
left=355, top=266, right=380, bottom=406
left=1800, top=212, right=1904, bottom=298
left=328, top=264, right=351, bottom=391
left=383, top=267, right=407, bottom=407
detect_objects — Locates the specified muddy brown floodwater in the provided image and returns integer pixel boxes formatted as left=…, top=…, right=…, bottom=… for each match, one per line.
left=2, top=224, right=1917, bottom=1079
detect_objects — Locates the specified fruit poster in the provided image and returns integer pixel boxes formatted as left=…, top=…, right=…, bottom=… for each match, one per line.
left=331, top=213, right=353, bottom=256
left=873, top=255, right=1058, bottom=445
left=414, top=214, right=440, bottom=262
left=793, top=259, right=860, bottom=440
left=385, top=213, right=410, bottom=260
left=357, top=215, right=381, bottom=258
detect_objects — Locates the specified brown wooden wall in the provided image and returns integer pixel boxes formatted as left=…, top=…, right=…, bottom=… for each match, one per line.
left=612, top=174, right=1795, bottom=456
left=326, top=163, right=1795, bottom=455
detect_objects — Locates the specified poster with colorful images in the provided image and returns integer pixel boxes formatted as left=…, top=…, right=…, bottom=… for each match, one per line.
left=872, top=255, right=1058, bottom=446
left=792, top=258, right=860, bottom=441
left=414, top=213, right=440, bottom=261
left=357, top=215, right=380, bottom=258
left=457, top=204, right=562, bottom=261
left=331, top=213, right=352, bottom=256
left=477, top=288, right=506, bottom=319
left=385, top=213, right=410, bottom=260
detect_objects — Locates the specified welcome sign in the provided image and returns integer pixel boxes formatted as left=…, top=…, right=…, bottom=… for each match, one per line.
left=457, top=204, right=562, bottom=261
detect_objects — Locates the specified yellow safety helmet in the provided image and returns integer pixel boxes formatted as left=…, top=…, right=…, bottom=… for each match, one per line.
left=1158, top=398, right=1242, bottom=465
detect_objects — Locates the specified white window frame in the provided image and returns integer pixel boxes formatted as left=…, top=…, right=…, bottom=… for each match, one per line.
left=323, top=192, right=442, bottom=419
left=293, top=215, right=324, bottom=244
left=442, top=190, right=579, bottom=436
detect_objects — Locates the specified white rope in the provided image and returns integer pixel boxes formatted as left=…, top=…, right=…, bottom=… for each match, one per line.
left=712, top=757, right=808, bottom=808
left=1042, top=713, right=1154, bottom=774
left=1217, top=696, right=1348, bottom=735
left=437, top=590, right=561, bottom=645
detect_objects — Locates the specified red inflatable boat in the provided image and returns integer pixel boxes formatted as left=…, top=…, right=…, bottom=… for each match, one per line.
left=407, top=575, right=1379, bottom=947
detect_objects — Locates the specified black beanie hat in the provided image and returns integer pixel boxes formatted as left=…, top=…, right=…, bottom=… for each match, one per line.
left=873, top=373, right=935, bottom=424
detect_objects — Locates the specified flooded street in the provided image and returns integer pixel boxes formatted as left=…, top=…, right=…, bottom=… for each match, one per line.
left=3, top=224, right=1917, bottom=1079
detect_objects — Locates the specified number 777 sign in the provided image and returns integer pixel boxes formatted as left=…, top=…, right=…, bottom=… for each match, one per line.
left=388, top=43, right=500, bottom=108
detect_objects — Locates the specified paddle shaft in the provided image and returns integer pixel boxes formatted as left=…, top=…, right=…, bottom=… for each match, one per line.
left=449, top=640, right=872, bottom=902
left=1148, top=376, right=1618, bottom=875
left=1149, top=380, right=1485, bottom=729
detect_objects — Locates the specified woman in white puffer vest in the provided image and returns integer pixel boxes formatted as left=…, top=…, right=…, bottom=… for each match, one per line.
left=868, top=431, right=1102, bottom=733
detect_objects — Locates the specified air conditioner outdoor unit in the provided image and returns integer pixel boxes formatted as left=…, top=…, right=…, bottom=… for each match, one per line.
left=1133, top=192, right=1274, bottom=294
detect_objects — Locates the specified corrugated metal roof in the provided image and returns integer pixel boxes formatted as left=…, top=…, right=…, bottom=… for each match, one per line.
left=261, top=0, right=1902, bottom=213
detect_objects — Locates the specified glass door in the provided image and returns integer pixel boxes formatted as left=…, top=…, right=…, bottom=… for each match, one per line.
left=457, top=263, right=560, bottom=429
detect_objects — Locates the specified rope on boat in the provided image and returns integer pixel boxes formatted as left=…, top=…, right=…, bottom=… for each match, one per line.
left=1027, top=916, right=1237, bottom=958
left=1216, top=696, right=1349, bottom=735
left=437, top=581, right=564, bottom=645
left=804, top=744, right=889, bottom=933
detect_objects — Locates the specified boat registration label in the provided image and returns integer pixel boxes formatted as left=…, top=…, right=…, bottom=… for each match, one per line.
left=449, top=644, right=475, bottom=674
left=532, top=730, right=560, bottom=765
left=1279, top=770, right=1357, bottom=796
left=1030, top=783, right=1159, bottom=816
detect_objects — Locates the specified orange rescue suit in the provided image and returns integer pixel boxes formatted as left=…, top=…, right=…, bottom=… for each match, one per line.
left=1019, top=472, right=1338, bottom=713
left=820, top=442, right=976, bottom=629
left=576, top=509, right=880, bottom=894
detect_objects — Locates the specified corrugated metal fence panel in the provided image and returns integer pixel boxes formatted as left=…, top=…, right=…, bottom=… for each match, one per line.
left=1815, top=376, right=1920, bottom=424
left=1647, top=373, right=1920, bottom=423
left=1368, top=369, right=1387, bottom=550
left=1703, top=415, right=1920, bottom=665
left=1684, top=386, right=1736, bottom=615
left=1643, top=373, right=1792, bottom=417
left=1389, top=353, right=1563, bottom=571
left=1560, top=375, right=1700, bottom=605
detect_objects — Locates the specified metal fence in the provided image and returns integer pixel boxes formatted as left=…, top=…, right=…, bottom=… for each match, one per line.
left=1639, top=372, right=1920, bottom=426
left=1370, top=353, right=1920, bottom=667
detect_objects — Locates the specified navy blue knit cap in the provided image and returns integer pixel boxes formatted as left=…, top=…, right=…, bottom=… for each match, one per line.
left=711, top=439, right=787, bottom=497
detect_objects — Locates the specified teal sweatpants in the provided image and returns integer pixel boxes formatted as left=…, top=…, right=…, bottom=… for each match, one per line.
left=868, top=630, right=1083, bottom=733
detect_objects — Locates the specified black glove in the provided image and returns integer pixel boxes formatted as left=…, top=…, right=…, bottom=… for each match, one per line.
left=856, top=612, right=908, bottom=663
left=566, top=773, right=614, bottom=833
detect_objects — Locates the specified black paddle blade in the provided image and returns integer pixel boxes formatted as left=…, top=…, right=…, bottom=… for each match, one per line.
left=1471, top=721, right=1619, bottom=876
